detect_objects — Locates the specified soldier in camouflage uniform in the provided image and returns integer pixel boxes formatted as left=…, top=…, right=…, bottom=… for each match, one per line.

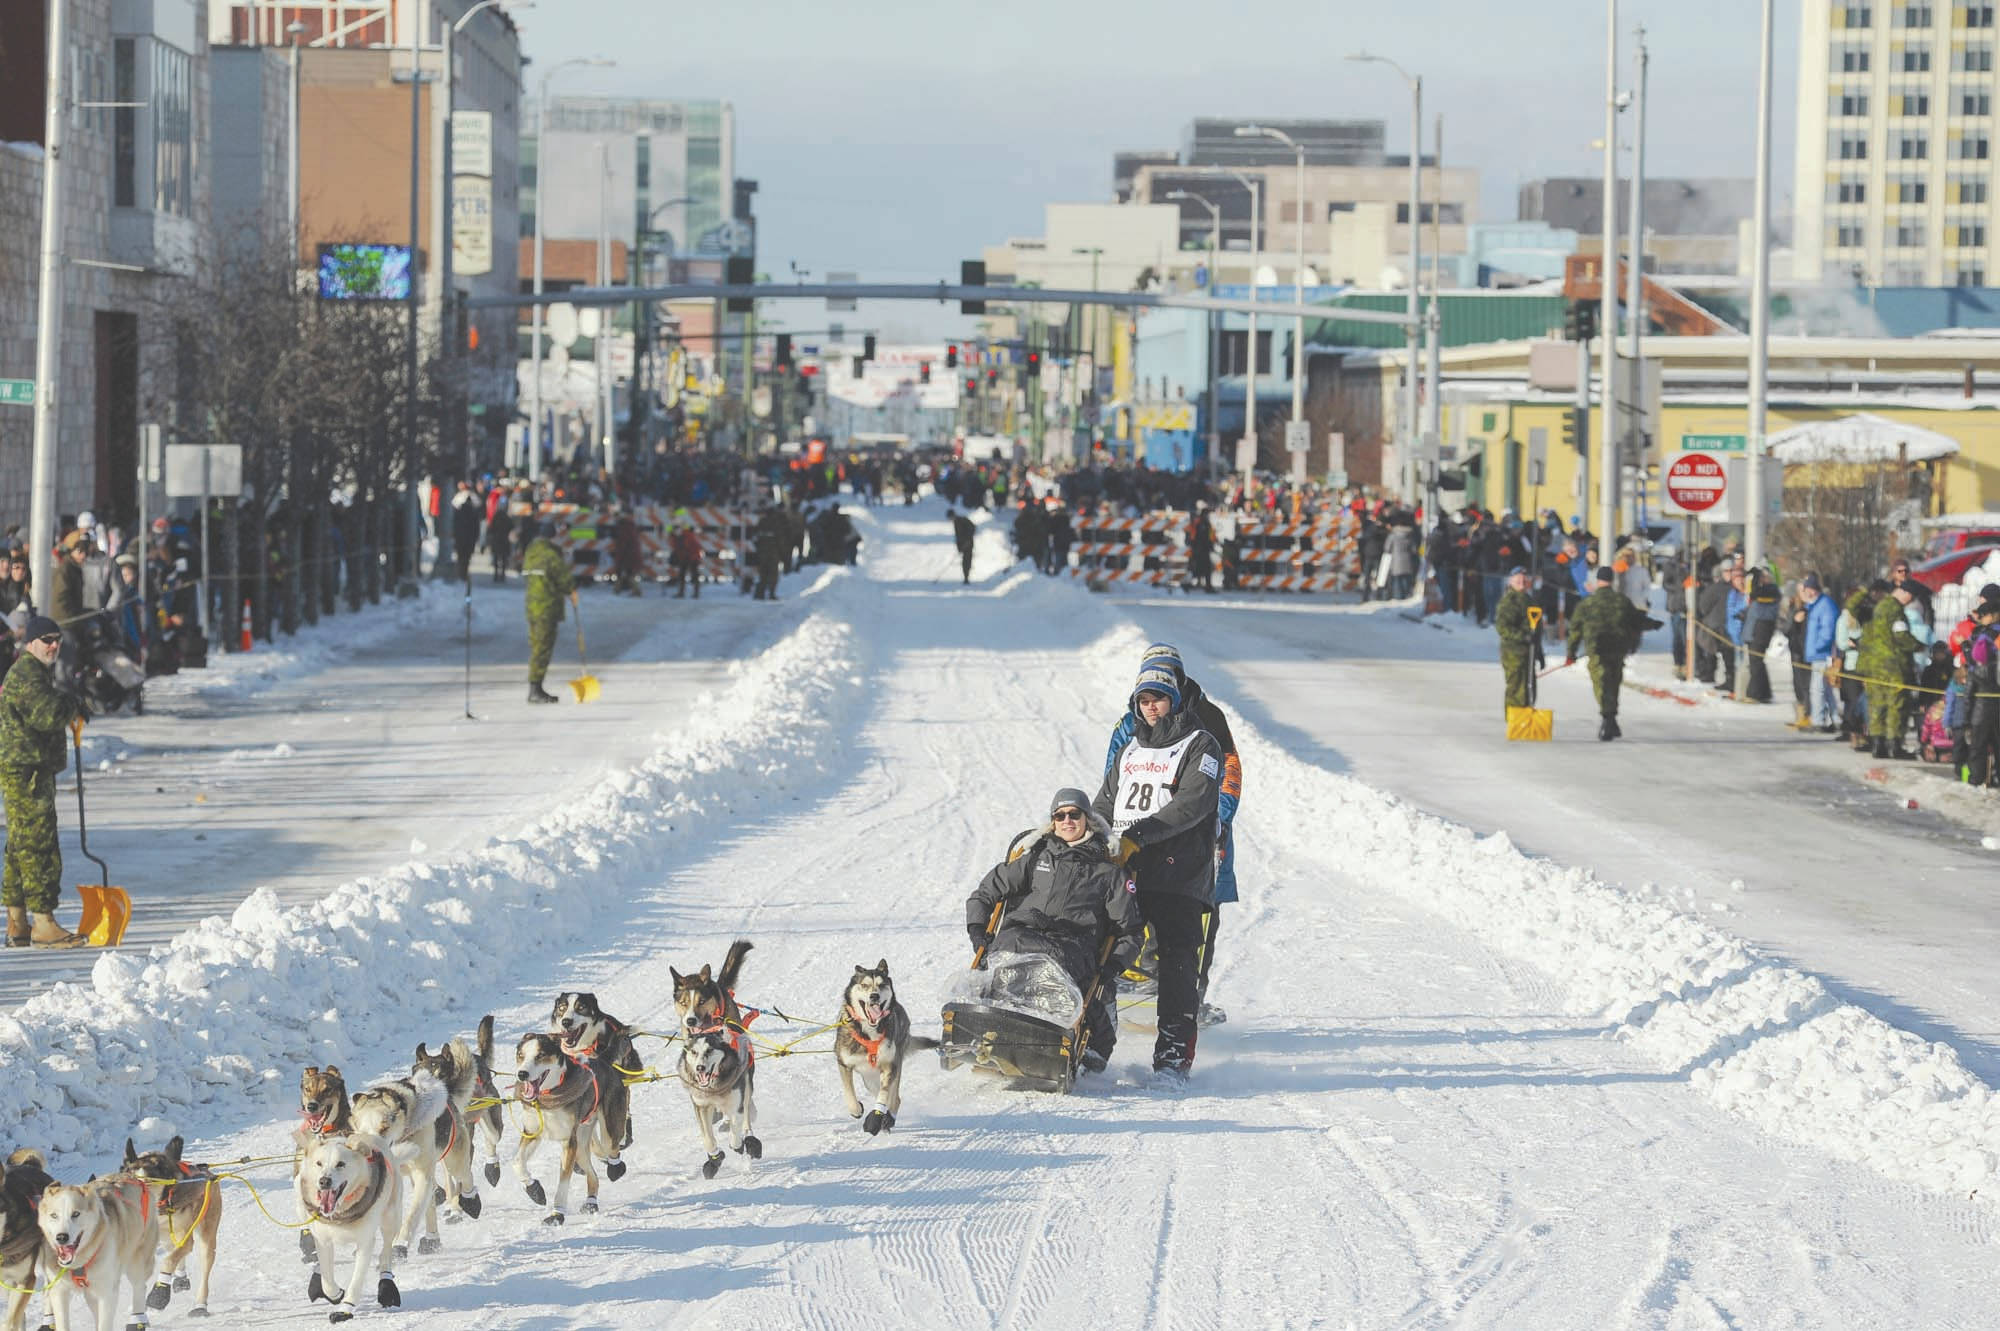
left=1566, top=565, right=1652, bottom=741
left=1, top=616, right=85, bottom=947
left=521, top=522, right=575, bottom=705
left=1859, top=583, right=1920, bottom=759
left=1493, top=566, right=1540, bottom=712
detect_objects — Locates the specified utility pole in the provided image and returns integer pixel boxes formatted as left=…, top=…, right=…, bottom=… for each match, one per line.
left=1598, top=0, right=1621, bottom=546
left=405, top=3, right=424, bottom=584
left=28, top=0, right=69, bottom=587
left=1746, top=0, right=1775, bottom=565
left=1625, top=26, right=1649, bottom=526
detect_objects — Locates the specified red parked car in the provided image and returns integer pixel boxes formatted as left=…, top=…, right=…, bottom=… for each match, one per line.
left=1907, top=543, right=2000, bottom=593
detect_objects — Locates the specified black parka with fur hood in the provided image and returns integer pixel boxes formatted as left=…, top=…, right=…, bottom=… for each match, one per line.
left=965, top=809, right=1144, bottom=974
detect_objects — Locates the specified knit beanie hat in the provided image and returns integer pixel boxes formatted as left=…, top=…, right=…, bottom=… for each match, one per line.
left=1048, top=787, right=1092, bottom=817
left=1139, top=641, right=1184, bottom=685
left=1131, top=662, right=1182, bottom=712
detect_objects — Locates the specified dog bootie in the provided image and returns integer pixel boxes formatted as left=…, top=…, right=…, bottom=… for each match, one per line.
left=417, top=1236, right=442, bottom=1256
left=376, top=1277, right=400, bottom=1310
left=147, top=1282, right=172, bottom=1312
left=457, top=1191, right=482, bottom=1220
left=605, top=1157, right=626, bottom=1182
left=483, top=1161, right=501, bottom=1187
left=523, top=1179, right=546, bottom=1207
left=863, top=1110, right=894, bottom=1135
left=391, top=1243, right=408, bottom=1261
left=701, top=1151, right=725, bottom=1179
left=1080, top=1049, right=1109, bottom=1075
left=580, top=1198, right=599, bottom=1215
left=742, top=1135, right=763, bottom=1159
left=173, top=1274, right=190, bottom=1293
left=542, top=1210, right=565, bottom=1227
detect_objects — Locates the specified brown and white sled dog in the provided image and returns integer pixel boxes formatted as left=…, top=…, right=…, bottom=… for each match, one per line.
left=835, top=959, right=934, bottom=1136
left=348, top=1068, right=468, bottom=1259
left=1, top=1149, right=55, bottom=1331
left=295, top=1133, right=414, bottom=1323
left=678, top=1027, right=760, bottom=1178
left=122, top=1135, right=222, bottom=1319
left=548, top=994, right=638, bottom=1150
left=37, top=1171, right=161, bottom=1331
left=511, top=1034, right=630, bottom=1224
left=463, top=1015, right=507, bottom=1186
left=412, top=1028, right=494, bottom=1222
left=670, top=940, right=753, bottom=1038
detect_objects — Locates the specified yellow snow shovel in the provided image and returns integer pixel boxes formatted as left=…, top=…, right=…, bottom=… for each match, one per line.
left=567, top=592, right=600, bottom=703
left=1506, top=607, right=1555, bottom=742
left=70, top=717, right=130, bottom=946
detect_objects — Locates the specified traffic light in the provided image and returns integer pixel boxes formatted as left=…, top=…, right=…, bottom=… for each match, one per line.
left=774, top=333, right=792, bottom=366
left=960, top=260, right=986, bottom=314
left=985, top=367, right=998, bottom=384
left=964, top=376, right=977, bottom=395
left=920, top=362, right=931, bottom=384
left=725, top=256, right=753, bottom=312
left=945, top=343, right=958, bottom=369
left=1025, top=349, right=1040, bottom=373
left=1561, top=406, right=1588, bottom=455
left=1562, top=301, right=1597, bottom=342
left=863, top=334, right=877, bottom=362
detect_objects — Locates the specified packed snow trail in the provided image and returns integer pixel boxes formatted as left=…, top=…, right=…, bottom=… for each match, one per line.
left=1106, top=590, right=2000, bottom=1083
left=9, top=504, right=1995, bottom=1328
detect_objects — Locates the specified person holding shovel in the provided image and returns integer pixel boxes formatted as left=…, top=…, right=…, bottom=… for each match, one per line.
left=521, top=521, right=575, bottom=705
left=1494, top=566, right=1540, bottom=714
left=1, top=615, right=85, bottom=947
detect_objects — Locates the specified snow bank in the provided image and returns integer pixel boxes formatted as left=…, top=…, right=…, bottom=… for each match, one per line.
left=0, top=579, right=864, bottom=1164
left=1057, top=584, right=2000, bottom=1206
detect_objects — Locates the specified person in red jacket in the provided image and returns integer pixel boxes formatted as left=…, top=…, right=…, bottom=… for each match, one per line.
left=669, top=523, right=703, bottom=599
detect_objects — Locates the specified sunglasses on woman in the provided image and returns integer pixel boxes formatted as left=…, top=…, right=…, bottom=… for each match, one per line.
left=1052, top=808, right=1085, bottom=822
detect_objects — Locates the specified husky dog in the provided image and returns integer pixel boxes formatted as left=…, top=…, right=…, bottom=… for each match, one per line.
left=38, top=1173, right=162, bottom=1331
left=348, top=1069, right=467, bottom=1259
left=2, top=1149, right=55, bottom=1331
left=412, top=1031, right=492, bottom=1223
left=465, top=1016, right=507, bottom=1186
left=295, top=1133, right=413, bottom=1324
left=511, top=1033, right=631, bottom=1224
left=678, top=1028, right=760, bottom=1178
left=548, top=994, right=638, bottom=1150
left=835, top=959, right=934, bottom=1136
left=122, top=1135, right=222, bottom=1319
left=670, top=940, right=753, bottom=1038
left=293, top=1065, right=354, bottom=1263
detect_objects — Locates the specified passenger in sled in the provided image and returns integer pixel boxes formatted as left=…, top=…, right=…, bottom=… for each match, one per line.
left=951, top=786, right=1144, bottom=1081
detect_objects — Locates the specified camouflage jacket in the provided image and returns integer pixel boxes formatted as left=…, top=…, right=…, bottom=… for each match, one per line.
left=1567, top=585, right=1646, bottom=662
left=1857, top=598, right=1918, bottom=682
left=1494, top=588, right=1536, bottom=651
left=0, top=652, right=76, bottom=775
left=522, top=538, right=573, bottom=621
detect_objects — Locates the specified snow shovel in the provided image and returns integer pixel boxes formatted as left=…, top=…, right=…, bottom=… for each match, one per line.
left=567, top=592, right=600, bottom=703
left=69, top=717, right=130, bottom=947
left=1506, top=608, right=1555, bottom=743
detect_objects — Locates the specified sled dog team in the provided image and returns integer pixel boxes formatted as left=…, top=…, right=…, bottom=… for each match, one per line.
left=1, top=939, right=926, bottom=1327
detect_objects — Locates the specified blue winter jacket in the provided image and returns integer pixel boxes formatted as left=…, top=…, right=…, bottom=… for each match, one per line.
left=1726, top=587, right=1749, bottom=646
left=1803, top=594, right=1838, bottom=662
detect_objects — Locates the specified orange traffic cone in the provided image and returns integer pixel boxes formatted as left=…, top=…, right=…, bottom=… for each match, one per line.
left=240, top=599, right=252, bottom=652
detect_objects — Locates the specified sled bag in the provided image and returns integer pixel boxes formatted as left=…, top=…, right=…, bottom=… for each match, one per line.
left=1506, top=706, right=1553, bottom=742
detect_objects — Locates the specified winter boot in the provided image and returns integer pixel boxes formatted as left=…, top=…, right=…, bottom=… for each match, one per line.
left=1872, top=735, right=1890, bottom=759
left=5, top=906, right=27, bottom=948
left=1791, top=703, right=1812, bottom=731
left=30, top=912, right=86, bottom=949
left=527, top=683, right=558, bottom=705
left=1598, top=716, right=1617, bottom=741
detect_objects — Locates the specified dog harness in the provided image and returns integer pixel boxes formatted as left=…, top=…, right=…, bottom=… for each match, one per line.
left=845, top=1006, right=888, bottom=1069
left=63, top=1181, right=153, bottom=1290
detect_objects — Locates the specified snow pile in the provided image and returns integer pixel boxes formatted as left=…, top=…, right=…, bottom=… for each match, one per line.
left=1060, top=588, right=2000, bottom=1205
left=0, top=582, right=864, bottom=1163
left=145, top=584, right=478, bottom=703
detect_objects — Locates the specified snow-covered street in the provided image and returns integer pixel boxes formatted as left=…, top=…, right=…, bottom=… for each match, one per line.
left=3, top=503, right=1995, bottom=1329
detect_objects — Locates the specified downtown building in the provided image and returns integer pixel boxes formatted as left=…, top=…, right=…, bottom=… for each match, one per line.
left=1794, top=1, right=2000, bottom=285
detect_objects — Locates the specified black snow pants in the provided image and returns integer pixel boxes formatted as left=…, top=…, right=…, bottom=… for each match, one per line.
left=1137, top=893, right=1207, bottom=1072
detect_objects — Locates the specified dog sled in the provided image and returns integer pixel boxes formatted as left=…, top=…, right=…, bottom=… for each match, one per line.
left=938, top=904, right=1116, bottom=1094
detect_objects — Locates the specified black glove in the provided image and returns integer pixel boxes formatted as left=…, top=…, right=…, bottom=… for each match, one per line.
left=967, top=923, right=992, bottom=951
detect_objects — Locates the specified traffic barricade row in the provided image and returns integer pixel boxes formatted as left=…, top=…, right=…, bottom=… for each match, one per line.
left=507, top=502, right=749, bottom=582
left=1063, top=511, right=1363, bottom=593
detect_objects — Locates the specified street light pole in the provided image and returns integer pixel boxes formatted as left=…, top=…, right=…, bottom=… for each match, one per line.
left=1349, top=52, right=1421, bottom=501
left=527, top=56, right=614, bottom=484
left=1626, top=26, right=1649, bottom=525
left=1166, top=189, right=1223, bottom=474
left=1599, top=0, right=1621, bottom=546
left=1073, top=246, right=1103, bottom=443
left=28, top=0, right=68, bottom=588
left=1210, top=170, right=1261, bottom=480
left=1746, top=0, right=1775, bottom=566
left=404, top=5, right=424, bottom=582
left=1237, top=126, right=1307, bottom=436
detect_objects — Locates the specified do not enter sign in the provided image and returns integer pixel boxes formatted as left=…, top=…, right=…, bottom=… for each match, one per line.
left=1665, top=452, right=1727, bottom=513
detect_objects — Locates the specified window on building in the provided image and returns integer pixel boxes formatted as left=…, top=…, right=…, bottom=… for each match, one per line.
left=1831, top=177, right=1871, bottom=203
left=1896, top=221, right=1928, bottom=245
left=1957, top=132, right=1993, bottom=157
left=1896, top=175, right=1928, bottom=201
left=1835, top=89, right=1871, bottom=116
left=1220, top=329, right=1272, bottom=377
left=1835, top=130, right=1871, bottom=159
left=1838, top=42, right=1874, bottom=70
left=1962, top=88, right=1994, bottom=114
left=1958, top=265, right=1987, bottom=284
left=112, top=38, right=135, bottom=207
left=1956, top=42, right=1995, bottom=67
left=1392, top=202, right=1464, bottom=225
left=1897, top=90, right=1933, bottom=114
left=1846, top=2, right=1875, bottom=21
left=1895, top=2, right=1934, bottom=24
left=1958, top=222, right=1989, bottom=245
left=1966, top=4, right=1997, bottom=27
left=1835, top=222, right=1868, bottom=247
left=1896, top=131, right=1931, bottom=157
left=151, top=40, right=192, bottom=218
left=1903, top=44, right=1934, bottom=70
left=1960, top=175, right=1991, bottom=201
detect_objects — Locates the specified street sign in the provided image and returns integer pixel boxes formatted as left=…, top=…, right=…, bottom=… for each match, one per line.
left=826, top=272, right=857, bottom=313
left=1664, top=452, right=1726, bottom=513
left=1284, top=420, right=1311, bottom=453
left=164, top=444, right=243, bottom=498
left=0, top=379, right=33, bottom=406
left=1679, top=432, right=1746, bottom=452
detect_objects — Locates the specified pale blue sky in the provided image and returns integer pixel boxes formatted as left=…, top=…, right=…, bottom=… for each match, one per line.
left=522, top=1, right=1798, bottom=338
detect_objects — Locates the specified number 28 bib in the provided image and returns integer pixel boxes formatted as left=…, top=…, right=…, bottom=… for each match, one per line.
left=1111, top=733, right=1200, bottom=836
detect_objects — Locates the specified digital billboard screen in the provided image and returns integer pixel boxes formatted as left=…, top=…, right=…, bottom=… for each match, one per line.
left=316, top=243, right=413, bottom=301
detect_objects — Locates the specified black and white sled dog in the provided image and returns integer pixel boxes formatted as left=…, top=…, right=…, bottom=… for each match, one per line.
left=463, top=1015, right=507, bottom=1186
left=412, top=1027, right=495, bottom=1223
left=1, top=1148, right=55, bottom=1331
left=295, top=1132, right=416, bottom=1323
left=124, top=1134, right=224, bottom=1319
left=348, top=1068, right=471, bottom=1259
left=548, top=993, right=638, bottom=1150
left=835, top=959, right=935, bottom=1136
left=511, top=1033, right=631, bottom=1224
left=677, top=1026, right=760, bottom=1178
left=38, top=1170, right=161, bottom=1331
left=669, top=940, right=753, bottom=1038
